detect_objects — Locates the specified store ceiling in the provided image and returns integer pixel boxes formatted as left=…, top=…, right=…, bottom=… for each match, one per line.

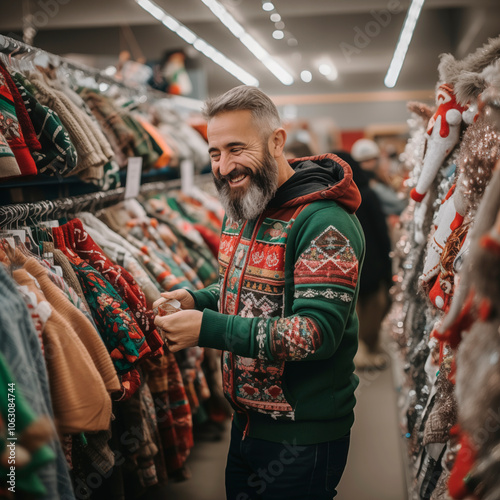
left=1, top=0, right=499, bottom=100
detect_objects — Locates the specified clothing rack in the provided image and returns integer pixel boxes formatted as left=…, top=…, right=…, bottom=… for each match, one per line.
left=0, top=173, right=213, bottom=227
left=0, top=34, right=203, bottom=111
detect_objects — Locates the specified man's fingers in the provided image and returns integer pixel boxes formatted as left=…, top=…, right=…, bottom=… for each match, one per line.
left=152, top=297, right=166, bottom=309
left=152, top=291, right=179, bottom=309
left=154, top=315, right=170, bottom=330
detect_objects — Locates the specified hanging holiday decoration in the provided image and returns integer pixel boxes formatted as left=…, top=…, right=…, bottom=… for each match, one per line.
left=389, top=35, right=500, bottom=500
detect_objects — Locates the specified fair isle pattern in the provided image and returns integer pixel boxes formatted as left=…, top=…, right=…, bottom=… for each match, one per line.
left=256, top=318, right=267, bottom=360
left=234, top=355, right=294, bottom=416
left=294, top=288, right=353, bottom=302
left=220, top=214, right=299, bottom=420
left=294, top=225, right=358, bottom=288
left=239, top=292, right=280, bottom=319
left=270, top=316, right=322, bottom=360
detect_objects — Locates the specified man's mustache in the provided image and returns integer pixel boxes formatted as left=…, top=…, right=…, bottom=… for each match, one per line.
left=215, top=166, right=254, bottom=183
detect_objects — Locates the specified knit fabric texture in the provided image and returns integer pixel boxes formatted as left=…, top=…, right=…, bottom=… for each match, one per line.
left=52, top=226, right=150, bottom=374
left=12, top=72, right=78, bottom=176
left=23, top=257, right=121, bottom=394
left=57, top=218, right=164, bottom=355
left=13, top=268, right=112, bottom=434
left=0, top=265, right=76, bottom=499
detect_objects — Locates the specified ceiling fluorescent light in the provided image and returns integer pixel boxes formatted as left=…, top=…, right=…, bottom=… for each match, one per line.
left=199, top=0, right=294, bottom=85
left=384, top=0, right=425, bottom=88
left=135, top=0, right=258, bottom=86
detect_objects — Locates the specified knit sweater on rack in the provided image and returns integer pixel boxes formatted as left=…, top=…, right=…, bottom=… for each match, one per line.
left=12, top=268, right=112, bottom=434
left=22, top=256, right=121, bottom=394
left=192, top=154, right=365, bottom=445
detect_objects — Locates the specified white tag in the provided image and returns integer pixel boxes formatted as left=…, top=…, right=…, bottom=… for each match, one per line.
left=125, top=157, right=143, bottom=199
left=181, top=159, right=194, bottom=193
left=4, top=237, right=15, bottom=249
left=52, top=265, right=64, bottom=278
left=0, top=229, right=26, bottom=242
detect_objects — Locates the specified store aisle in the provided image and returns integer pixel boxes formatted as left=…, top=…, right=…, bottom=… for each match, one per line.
left=337, top=337, right=407, bottom=500
left=151, top=421, right=230, bottom=500
left=159, top=337, right=406, bottom=500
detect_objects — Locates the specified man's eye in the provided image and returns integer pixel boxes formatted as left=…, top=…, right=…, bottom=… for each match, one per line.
left=210, top=154, right=220, bottom=160
left=230, top=148, right=242, bottom=154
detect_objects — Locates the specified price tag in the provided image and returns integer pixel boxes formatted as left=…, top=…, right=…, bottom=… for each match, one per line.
left=125, top=157, right=143, bottom=199
left=0, top=229, right=26, bottom=242
left=181, top=159, right=194, bottom=193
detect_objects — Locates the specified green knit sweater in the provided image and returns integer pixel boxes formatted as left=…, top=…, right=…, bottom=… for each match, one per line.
left=192, top=154, right=365, bottom=444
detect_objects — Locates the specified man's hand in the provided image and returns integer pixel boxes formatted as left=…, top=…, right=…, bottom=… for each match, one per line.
left=154, top=310, right=203, bottom=352
left=153, top=289, right=195, bottom=310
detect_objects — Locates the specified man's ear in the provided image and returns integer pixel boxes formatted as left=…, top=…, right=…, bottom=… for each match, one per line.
left=269, top=128, right=287, bottom=158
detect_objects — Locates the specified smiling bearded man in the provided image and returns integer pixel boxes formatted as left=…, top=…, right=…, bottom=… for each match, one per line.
left=213, top=146, right=279, bottom=222
left=154, top=85, right=366, bottom=500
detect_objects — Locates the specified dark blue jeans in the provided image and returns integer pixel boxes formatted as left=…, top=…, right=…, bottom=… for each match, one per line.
left=225, top=422, right=350, bottom=500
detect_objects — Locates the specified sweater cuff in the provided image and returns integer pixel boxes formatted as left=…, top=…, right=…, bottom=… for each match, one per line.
left=199, top=309, right=228, bottom=351
left=190, top=288, right=218, bottom=312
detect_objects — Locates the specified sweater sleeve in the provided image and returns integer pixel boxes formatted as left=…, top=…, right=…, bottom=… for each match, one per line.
left=189, top=281, right=220, bottom=312
left=198, top=206, right=365, bottom=361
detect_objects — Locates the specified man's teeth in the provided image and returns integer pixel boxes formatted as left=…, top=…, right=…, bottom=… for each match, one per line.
left=230, top=174, right=247, bottom=183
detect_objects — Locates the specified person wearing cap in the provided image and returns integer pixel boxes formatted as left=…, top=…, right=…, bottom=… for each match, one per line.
left=350, top=138, right=407, bottom=217
left=154, top=85, right=365, bottom=499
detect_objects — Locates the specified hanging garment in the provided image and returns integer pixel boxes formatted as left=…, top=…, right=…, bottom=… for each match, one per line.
left=57, top=218, right=164, bottom=355
left=139, top=376, right=168, bottom=485
left=0, top=352, right=55, bottom=498
left=28, top=73, right=106, bottom=181
left=99, top=206, right=197, bottom=291
left=42, top=241, right=93, bottom=314
left=38, top=256, right=95, bottom=325
left=22, top=256, right=121, bottom=394
left=77, top=211, right=162, bottom=306
left=0, top=68, right=39, bottom=177
left=121, top=113, right=160, bottom=170
left=124, top=215, right=201, bottom=291
left=13, top=268, right=113, bottom=434
left=78, top=88, right=135, bottom=168
left=145, top=351, right=193, bottom=477
left=53, top=226, right=151, bottom=374
left=0, top=62, right=41, bottom=152
left=152, top=102, right=209, bottom=171
left=39, top=70, right=115, bottom=161
left=0, top=129, right=19, bottom=178
left=0, top=265, right=75, bottom=500
left=143, top=196, right=218, bottom=286
left=134, top=114, right=172, bottom=168
left=12, top=73, right=78, bottom=177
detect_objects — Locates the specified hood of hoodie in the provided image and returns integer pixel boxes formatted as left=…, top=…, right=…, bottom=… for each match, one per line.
left=268, top=153, right=361, bottom=214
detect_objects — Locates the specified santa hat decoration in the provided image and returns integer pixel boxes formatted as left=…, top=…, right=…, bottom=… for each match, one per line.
left=410, top=84, right=466, bottom=203
left=411, top=36, right=500, bottom=203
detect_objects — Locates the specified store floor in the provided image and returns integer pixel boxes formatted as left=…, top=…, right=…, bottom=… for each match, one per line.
left=159, top=342, right=406, bottom=500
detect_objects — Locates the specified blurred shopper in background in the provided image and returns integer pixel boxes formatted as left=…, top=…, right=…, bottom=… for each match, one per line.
left=351, top=139, right=407, bottom=218
left=284, top=139, right=314, bottom=160
left=335, top=151, right=393, bottom=370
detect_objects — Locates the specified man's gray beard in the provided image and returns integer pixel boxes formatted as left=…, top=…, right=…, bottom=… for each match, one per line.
left=214, top=151, right=279, bottom=222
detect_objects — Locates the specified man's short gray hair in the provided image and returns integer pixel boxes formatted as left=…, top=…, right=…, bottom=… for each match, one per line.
left=202, top=85, right=281, bottom=138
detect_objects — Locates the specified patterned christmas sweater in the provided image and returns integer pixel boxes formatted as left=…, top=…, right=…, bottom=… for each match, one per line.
left=192, top=154, right=365, bottom=444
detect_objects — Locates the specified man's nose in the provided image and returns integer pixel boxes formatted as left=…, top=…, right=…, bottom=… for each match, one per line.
left=218, top=153, right=234, bottom=177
